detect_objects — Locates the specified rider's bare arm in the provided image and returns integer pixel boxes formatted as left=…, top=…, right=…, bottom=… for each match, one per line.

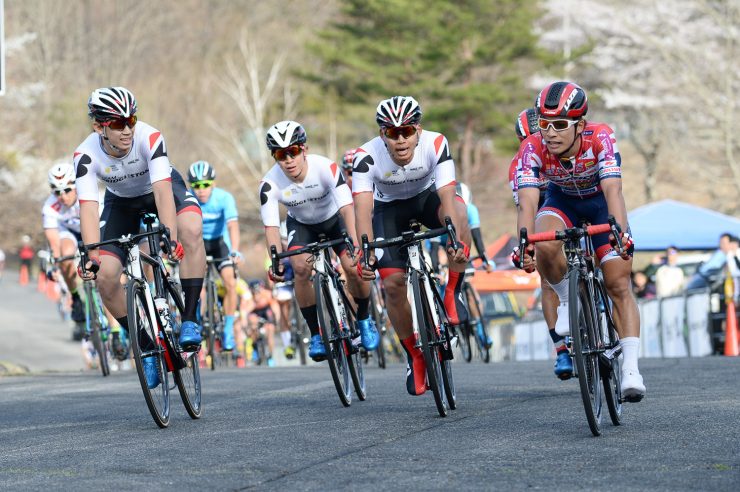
left=80, top=200, right=101, bottom=259
left=601, top=178, right=628, bottom=232
left=152, top=180, right=178, bottom=242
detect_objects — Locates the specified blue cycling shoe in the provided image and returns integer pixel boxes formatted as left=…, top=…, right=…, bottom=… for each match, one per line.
left=357, top=317, right=379, bottom=351
left=476, top=321, right=493, bottom=349
left=554, top=351, right=574, bottom=380
left=142, top=356, right=161, bottom=389
left=179, top=321, right=202, bottom=350
left=308, top=335, right=327, bottom=362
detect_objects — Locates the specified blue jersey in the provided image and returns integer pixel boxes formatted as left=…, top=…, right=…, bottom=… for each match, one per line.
left=199, top=187, right=238, bottom=245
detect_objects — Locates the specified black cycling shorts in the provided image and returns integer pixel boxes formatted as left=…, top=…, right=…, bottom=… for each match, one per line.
left=285, top=213, right=350, bottom=256
left=99, top=169, right=201, bottom=263
left=204, top=237, right=233, bottom=271
left=372, top=186, right=443, bottom=278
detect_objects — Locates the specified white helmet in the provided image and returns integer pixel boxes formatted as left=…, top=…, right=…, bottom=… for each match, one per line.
left=265, top=120, right=307, bottom=150
left=375, top=96, right=422, bottom=127
left=456, top=182, right=472, bottom=205
left=48, top=163, right=76, bottom=191
left=87, top=87, right=137, bottom=121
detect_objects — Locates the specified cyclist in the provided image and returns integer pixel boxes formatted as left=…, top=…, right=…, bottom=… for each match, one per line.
left=354, top=96, right=471, bottom=396
left=510, top=108, right=571, bottom=379
left=272, top=223, right=297, bottom=359
left=216, top=276, right=254, bottom=357
left=259, top=120, right=379, bottom=362
left=187, top=160, right=241, bottom=352
left=42, top=163, right=85, bottom=323
left=75, top=87, right=206, bottom=389
left=247, top=279, right=278, bottom=366
left=341, top=149, right=356, bottom=189
left=514, top=81, right=645, bottom=401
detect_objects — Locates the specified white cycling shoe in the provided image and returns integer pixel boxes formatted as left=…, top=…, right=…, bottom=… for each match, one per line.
left=621, top=370, right=646, bottom=402
left=555, top=302, right=570, bottom=336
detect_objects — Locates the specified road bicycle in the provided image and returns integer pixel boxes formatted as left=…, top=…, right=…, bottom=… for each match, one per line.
left=202, top=255, right=237, bottom=370
left=79, top=214, right=202, bottom=428
left=271, top=233, right=365, bottom=406
left=38, top=250, right=74, bottom=327
left=274, top=280, right=309, bottom=365
left=363, top=217, right=458, bottom=417
left=521, top=217, right=624, bottom=436
left=457, top=258, right=492, bottom=364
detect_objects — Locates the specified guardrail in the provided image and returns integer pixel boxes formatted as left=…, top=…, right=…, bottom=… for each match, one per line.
left=509, top=289, right=713, bottom=361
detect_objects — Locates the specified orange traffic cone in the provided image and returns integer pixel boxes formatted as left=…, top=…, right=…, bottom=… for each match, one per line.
left=724, top=301, right=739, bottom=357
left=37, top=271, right=47, bottom=292
left=19, top=265, right=29, bottom=286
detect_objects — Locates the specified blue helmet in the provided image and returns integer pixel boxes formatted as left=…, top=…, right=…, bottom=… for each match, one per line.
left=188, top=160, right=216, bottom=182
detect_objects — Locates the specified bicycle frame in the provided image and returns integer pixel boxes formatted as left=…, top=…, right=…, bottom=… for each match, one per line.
left=407, top=242, right=442, bottom=346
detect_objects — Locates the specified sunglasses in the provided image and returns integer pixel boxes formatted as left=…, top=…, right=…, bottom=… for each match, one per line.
left=272, top=144, right=303, bottom=161
left=538, top=118, right=579, bottom=132
left=101, top=115, right=138, bottom=131
left=383, top=125, right=417, bottom=140
left=191, top=180, right=214, bottom=189
left=53, top=187, right=75, bottom=196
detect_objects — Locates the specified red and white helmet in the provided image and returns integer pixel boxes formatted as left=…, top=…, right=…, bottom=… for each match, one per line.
left=535, top=81, right=588, bottom=119
left=341, top=149, right=356, bottom=171
left=375, top=96, right=422, bottom=127
left=87, top=87, right=137, bottom=121
left=48, top=163, right=76, bottom=190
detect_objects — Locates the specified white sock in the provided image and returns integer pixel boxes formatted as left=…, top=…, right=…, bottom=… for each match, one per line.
left=620, top=337, right=640, bottom=373
left=281, top=330, right=291, bottom=348
left=549, top=275, right=569, bottom=305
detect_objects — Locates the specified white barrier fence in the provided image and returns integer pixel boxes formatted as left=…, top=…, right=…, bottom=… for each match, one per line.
left=510, top=290, right=712, bottom=361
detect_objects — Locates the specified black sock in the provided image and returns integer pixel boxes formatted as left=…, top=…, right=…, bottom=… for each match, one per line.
left=355, top=296, right=370, bottom=320
left=180, top=278, right=204, bottom=323
left=300, top=305, right=320, bottom=337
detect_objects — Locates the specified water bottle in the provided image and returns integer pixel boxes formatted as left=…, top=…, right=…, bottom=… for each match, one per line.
left=154, top=297, right=172, bottom=333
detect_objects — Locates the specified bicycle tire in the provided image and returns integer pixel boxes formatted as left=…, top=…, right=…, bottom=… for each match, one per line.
left=292, top=296, right=309, bottom=366
left=370, top=282, right=388, bottom=369
left=127, top=279, right=170, bottom=428
left=412, top=271, right=448, bottom=417
left=596, top=276, right=622, bottom=426
left=205, top=281, right=217, bottom=371
left=569, top=267, right=603, bottom=436
left=167, top=280, right=202, bottom=420
left=342, top=294, right=366, bottom=401
left=88, top=286, right=110, bottom=377
left=431, top=288, right=457, bottom=410
left=468, top=283, right=491, bottom=364
left=315, top=274, right=351, bottom=407
left=458, top=322, right=472, bottom=362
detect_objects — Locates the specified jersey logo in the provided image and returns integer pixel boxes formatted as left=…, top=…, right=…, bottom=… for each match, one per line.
left=259, top=182, right=272, bottom=205
left=336, top=171, right=346, bottom=187
left=75, top=154, right=92, bottom=178
left=330, top=162, right=338, bottom=177
left=287, top=229, right=296, bottom=246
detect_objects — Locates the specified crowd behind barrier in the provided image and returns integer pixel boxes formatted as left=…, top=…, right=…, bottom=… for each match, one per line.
left=508, top=289, right=714, bottom=361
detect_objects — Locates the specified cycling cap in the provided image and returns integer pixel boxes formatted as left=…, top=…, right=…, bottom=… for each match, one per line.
left=48, top=163, right=76, bottom=190
left=535, top=81, right=588, bottom=119
left=375, top=96, right=422, bottom=127
left=87, top=87, right=137, bottom=121
left=188, top=160, right=216, bottom=182
left=265, top=121, right=307, bottom=150
left=515, top=108, right=539, bottom=141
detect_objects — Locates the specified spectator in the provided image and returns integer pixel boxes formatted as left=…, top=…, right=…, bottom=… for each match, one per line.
left=632, top=270, right=656, bottom=299
left=655, top=245, right=685, bottom=298
left=698, top=232, right=734, bottom=277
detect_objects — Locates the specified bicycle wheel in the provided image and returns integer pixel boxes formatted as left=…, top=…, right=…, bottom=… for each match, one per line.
left=467, top=283, right=491, bottom=364
left=370, top=282, right=387, bottom=369
left=167, top=280, right=202, bottom=419
left=342, top=299, right=366, bottom=400
left=315, top=275, right=352, bottom=407
left=205, top=281, right=218, bottom=371
left=127, top=280, right=170, bottom=428
left=412, top=271, right=448, bottom=417
left=292, top=297, right=309, bottom=366
left=432, top=290, right=456, bottom=410
left=568, top=267, right=603, bottom=436
left=458, top=322, right=472, bottom=362
left=596, top=277, right=622, bottom=426
left=89, top=287, right=110, bottom=377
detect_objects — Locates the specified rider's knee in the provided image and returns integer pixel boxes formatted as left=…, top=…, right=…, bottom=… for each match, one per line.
left=293, top=261, right=312, bottom=280
left=383, top=274, right=406, bottom=300
left=177, top=218, right=202, bottom=249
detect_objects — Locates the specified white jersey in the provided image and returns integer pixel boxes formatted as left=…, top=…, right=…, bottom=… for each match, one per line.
left=259, top=154, right=353, bottom=227
left=73, top=121, right=172, bottom=201
left=41, top=194, right=81, bottom=234
left=351, top=130, right=456, bottom=202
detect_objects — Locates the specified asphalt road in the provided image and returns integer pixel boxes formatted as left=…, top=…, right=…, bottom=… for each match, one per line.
left=1, top=271, right=738, bottom=490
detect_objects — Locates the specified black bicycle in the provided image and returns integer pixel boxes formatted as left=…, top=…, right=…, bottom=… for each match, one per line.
left=275, top=280, right=309, bottom=365
left=271, top=233, right=365, bottom=407
left=522, top=217, right=624, bottom=436
left=79, top=214, right=202, bottom=428
left=458, top=259, right=492, bottom=364
left=202, top=255, right=237, bottom=370
left=363, top=218, right=458, bottom=417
